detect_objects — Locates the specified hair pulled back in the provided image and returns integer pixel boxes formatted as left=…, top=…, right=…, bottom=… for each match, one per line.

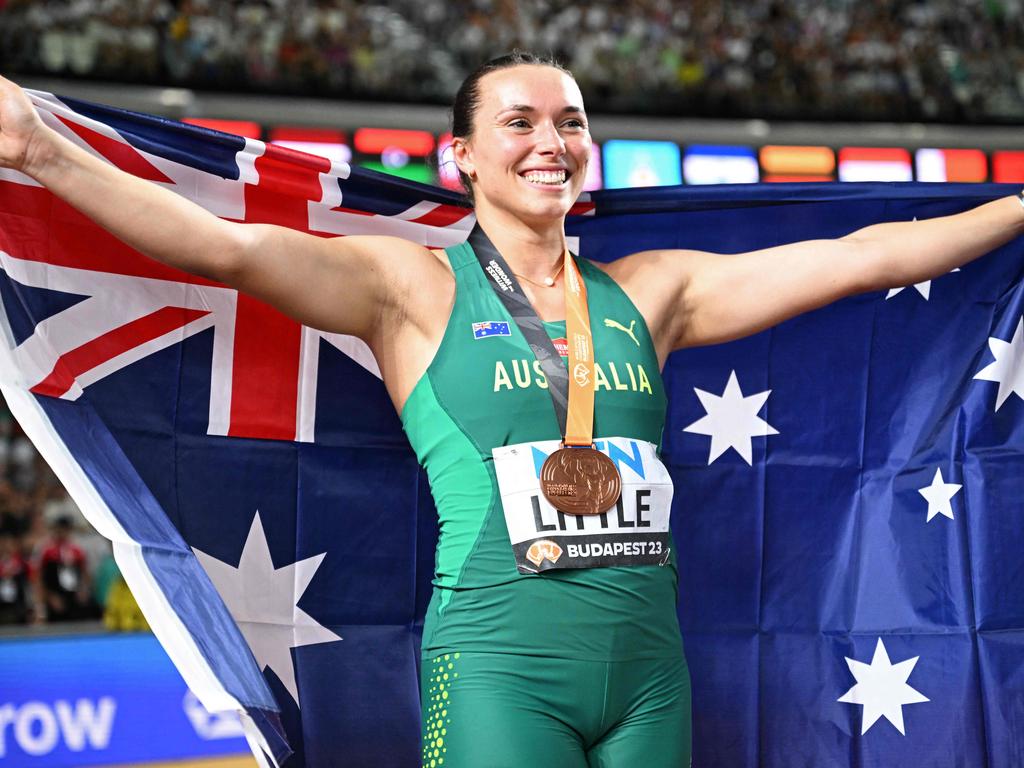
left=450, top=51, right=572, bottom=203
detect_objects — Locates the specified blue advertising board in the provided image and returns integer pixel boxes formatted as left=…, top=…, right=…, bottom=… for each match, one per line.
left=0, top=634, right=251, bottom=767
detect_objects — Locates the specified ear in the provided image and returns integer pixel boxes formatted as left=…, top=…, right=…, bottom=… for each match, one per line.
left=451, top=137, right=477, bottom=181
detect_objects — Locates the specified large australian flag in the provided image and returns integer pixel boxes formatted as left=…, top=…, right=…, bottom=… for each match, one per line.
left=1, top=90, right=1023, bottom=767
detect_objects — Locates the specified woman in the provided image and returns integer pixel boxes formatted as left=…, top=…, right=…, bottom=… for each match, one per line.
left=1, top=52, right=1022, bottom=767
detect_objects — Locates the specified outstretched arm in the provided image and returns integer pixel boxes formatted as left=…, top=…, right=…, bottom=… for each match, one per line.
left=0, top=75, right=425, bottom=340
left=615, top=195, right=1024, bottom=353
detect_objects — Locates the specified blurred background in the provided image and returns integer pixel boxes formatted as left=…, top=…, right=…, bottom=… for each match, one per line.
left=2, top=0, right=1024, bottom=190
left=0, top=1, right=1023, bottom=766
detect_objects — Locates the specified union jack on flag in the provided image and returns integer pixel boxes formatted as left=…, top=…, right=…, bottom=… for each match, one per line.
left=2, top=89, right=1024, bottom=768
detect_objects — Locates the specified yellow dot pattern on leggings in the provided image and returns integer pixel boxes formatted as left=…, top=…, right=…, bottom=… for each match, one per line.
left=422, top=653, right=460, bottom=767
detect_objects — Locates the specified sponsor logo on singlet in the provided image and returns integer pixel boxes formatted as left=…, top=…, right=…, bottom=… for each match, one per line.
left=603, top=317, right=640, bottom=346
left=552, top=337, right=569, bottom=357
left=493, top=359, right=654, bottom=394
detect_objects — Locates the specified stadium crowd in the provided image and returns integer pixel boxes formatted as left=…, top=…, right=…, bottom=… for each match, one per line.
left=0, top=398, right=146, bottom=629
left=1, top=0, right=1022, bottom=123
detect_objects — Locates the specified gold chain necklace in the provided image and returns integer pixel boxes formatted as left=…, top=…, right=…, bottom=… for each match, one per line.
left=511, top=259, right=565, bottom=288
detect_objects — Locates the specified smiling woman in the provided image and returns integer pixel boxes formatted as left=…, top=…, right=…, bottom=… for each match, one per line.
left=401, top=52, right=695, bottom=768
left=448, top=53, right=592, bottom=282
left=450, top=53, right=585, bottom=198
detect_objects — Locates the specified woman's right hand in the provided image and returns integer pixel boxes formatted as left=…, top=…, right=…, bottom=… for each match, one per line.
left=0, top=75, right=50, bottom=175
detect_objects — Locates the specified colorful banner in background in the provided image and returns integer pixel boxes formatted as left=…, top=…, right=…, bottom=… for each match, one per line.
left=0, top=92, right=1022, bottom=767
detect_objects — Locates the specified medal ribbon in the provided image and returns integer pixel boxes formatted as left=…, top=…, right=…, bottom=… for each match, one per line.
left=562, top=251, right=595, bottom=447
left=468, top=225, right=595, bottom=446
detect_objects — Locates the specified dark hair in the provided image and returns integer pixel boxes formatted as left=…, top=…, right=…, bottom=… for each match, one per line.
left=450, top=51, right=573, bottom=203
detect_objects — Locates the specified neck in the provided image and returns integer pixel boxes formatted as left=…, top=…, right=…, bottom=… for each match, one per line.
left=473, top=203, right=566, bottom=278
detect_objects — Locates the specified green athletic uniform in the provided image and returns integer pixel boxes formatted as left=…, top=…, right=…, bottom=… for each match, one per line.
left=401, top=241, right=691, bottom=767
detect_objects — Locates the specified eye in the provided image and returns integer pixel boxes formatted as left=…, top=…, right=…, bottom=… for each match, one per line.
left=508, top=118, right=531, bottom=129
left=561, top=118, right=587, bottom=130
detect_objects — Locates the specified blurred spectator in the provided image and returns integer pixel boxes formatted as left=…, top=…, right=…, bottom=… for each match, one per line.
left=0, top=392, right=122, bottom=626
left=0, top=526, right=32, bottom=624
left=35, top=515, right=99, bottom=623
left=0, top=389, right=142, bottom=631
left=1, top=0, right=1022, bottom=123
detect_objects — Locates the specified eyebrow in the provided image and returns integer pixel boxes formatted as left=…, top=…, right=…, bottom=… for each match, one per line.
left=498, top=104, right=586, bottom=116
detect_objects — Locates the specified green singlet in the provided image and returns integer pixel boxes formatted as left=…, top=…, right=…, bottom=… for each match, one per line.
left=401, top=241, right=691, bottom=767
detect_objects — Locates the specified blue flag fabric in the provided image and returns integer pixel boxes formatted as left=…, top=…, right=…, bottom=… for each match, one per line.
left=1, top=91, right=1022, bottom=768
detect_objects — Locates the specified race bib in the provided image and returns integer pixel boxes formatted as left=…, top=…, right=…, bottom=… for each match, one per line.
left=492, top=437, right=674, bottom=573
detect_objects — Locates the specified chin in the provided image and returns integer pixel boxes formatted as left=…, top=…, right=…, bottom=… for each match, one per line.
left=478, top=182, right=579, bottom=225
left=517, top=201, right=573, bottom=226
left=520, top=189, right=579, bottom=220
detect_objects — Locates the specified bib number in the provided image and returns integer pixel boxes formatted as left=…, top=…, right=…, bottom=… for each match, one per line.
left=492, top=437, right=673, bottom=573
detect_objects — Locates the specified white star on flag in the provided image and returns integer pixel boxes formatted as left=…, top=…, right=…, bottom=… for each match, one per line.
left=683, top=370, right=778, bottom=465
left=917, top=467, right=962, bottom=522
left=885, top=269, right=960, bottom=301
left=838, top=638, right=929, bottom=735
left=973, top=316, right=1024, bottom=411
left=193, top=512, right=342, bottom=706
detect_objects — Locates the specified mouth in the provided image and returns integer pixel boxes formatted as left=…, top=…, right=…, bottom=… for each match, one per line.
left=519, top=169, right=570, bottom=187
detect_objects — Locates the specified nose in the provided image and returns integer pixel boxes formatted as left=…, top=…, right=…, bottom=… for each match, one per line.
left=535, top=121, right=566, bottom=157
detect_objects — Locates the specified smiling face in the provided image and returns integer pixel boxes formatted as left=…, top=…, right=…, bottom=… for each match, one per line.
left=453, top=64, right=591, bottom=226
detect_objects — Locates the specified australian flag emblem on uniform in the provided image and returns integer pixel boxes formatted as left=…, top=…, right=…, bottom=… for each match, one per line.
left=472, top=321, right=512, bottom=339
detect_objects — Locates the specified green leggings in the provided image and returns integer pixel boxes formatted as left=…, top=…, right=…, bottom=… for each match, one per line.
left=420, top=651, right=691, bottom=768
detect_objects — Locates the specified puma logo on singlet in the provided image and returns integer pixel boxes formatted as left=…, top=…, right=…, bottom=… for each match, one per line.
left=604, top=318, right=640, bottom=346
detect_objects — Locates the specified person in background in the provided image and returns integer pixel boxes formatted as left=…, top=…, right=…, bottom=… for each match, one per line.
left=0, top=525, right=32, bottom=624
left=34, top=514, right=96, bottom=622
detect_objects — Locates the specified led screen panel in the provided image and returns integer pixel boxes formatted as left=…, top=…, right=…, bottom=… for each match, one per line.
left=992, top=151, right=1024, bottom=182
left=183, top=118, right=261, bottom=139
left=582, top=143, right=603, bottom=191
left=915, top=148, right=987, bottom=182
left=436, top=132, right=462, bottom=191
left=603, top=140, right=682, bottom=189
left=354, top=128, right=436, bottom=184
left=838, top=147, right=913, bottom=182
left=269, top=127, right=352, bottom=164
left=683, top=145, right=759, bottom=184
left=760, top=145, right=835, bottom=181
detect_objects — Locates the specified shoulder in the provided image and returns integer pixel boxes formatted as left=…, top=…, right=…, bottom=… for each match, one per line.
left=587, top=248, right=718, bottom=358
left=591, top=248, right=714, bottom=284
left=330, top=234, right=453, bottom=296
left=586, top=248, right=713, bottom=317
left=337, top=235, right=452, bottom=274
left=324, top=234, right=444, bottom=266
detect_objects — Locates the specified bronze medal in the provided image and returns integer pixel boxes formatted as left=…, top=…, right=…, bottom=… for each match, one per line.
left=540, top=446, right=622, bottom=515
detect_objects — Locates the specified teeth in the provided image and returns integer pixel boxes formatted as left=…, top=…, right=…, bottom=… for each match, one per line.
left=523, top=170, right=566, bottom=185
